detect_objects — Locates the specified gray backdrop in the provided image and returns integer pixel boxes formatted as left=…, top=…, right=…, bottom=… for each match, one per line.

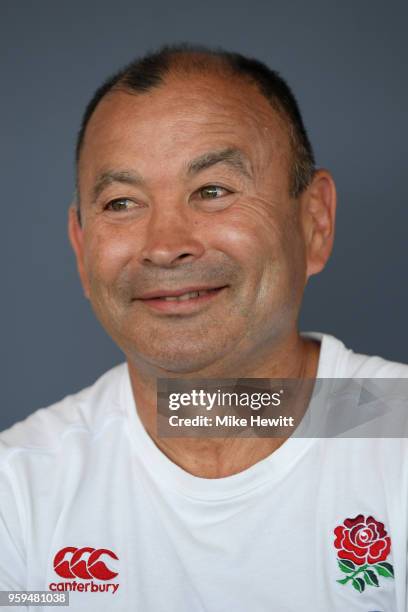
left=1, top=0, right=407, bottom=431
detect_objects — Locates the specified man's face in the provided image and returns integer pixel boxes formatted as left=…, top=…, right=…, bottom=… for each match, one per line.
left=73, top=71, right=309, bottom=374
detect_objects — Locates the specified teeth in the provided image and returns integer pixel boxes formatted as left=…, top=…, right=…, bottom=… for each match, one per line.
left=178, top=291, right=199, bottom=301
left=162, top=290, right=212, bottom=302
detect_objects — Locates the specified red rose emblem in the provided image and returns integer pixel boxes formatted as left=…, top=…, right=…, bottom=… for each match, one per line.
left=334, top=514, right=391, bottom=566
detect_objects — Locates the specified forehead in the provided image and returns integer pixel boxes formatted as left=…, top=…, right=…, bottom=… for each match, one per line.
left=79, top=71, right=290, bottom=185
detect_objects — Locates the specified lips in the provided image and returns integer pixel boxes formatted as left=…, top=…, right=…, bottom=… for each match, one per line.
left=136, top=285, right=227, bottom=313
left=138, top=286, right=226, bottom=301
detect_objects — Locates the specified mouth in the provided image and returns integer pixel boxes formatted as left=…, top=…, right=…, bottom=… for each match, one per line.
left=135, top=286, right=228, bottom=313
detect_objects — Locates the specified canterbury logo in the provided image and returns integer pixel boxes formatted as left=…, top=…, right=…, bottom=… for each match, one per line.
left=53, top=547, right=119, bottom=581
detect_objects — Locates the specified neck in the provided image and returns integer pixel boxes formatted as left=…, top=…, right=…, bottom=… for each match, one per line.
left=126, top=332, right=321, bottom=478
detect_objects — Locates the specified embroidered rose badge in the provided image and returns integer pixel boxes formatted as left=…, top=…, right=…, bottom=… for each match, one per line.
left=334, top=514, right=394, bottom=593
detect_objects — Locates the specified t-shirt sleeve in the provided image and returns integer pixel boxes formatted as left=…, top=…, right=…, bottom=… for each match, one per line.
left=0, top=462, right=26, bottom=590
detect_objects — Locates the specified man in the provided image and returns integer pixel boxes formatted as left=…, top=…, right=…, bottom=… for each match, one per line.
left=0, top=45, right=407, bottom=611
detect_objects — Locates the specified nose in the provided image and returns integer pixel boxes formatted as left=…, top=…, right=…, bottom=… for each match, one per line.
left=140, top=205, right=205, bottom=268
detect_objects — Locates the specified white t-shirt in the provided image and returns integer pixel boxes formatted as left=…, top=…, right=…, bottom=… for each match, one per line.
left=1, top=332, right=407, bottom=612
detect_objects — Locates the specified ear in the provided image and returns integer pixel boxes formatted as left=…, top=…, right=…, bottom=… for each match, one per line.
left=68, top=204, right=91, bottom=299
left=299, top=169, right=337, bottom=279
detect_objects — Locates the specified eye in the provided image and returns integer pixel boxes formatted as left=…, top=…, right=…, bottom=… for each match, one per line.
left=104, top=198, right=137, bottom=212
left=198, top=185, right=231, bottom=199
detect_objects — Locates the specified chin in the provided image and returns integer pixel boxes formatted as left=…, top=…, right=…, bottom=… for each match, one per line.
left=149, top=348, right=222, bottom=375
left=125, top=336, right=230, bottom=375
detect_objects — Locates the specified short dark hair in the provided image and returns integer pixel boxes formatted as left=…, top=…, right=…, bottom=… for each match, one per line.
left=75, top=44, right=315, bottom=198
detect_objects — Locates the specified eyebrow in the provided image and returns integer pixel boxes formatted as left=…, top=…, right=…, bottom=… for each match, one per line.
left=91, top=148, right=252, bottom=202
left=186, top=147, right=253, bottom=179
left=92, top=169, right=145, bottom=203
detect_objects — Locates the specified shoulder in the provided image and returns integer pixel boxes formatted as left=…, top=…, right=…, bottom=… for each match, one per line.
left=303, top=332, right=408, bottom=378
left=0, top=362, right=128, bottom=466
left=346, top=349, right=408, bottom=378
